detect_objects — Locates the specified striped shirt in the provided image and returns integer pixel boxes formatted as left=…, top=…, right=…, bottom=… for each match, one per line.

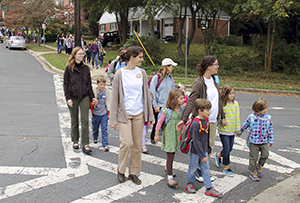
left=218, top=100, right=240, bottom=135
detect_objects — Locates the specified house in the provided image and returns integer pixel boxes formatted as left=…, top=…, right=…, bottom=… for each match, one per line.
left=98, top=6, right=231, bottom=42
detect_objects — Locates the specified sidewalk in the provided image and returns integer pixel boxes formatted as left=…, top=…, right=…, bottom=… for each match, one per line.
left=27, top=46, right=300, bottom=203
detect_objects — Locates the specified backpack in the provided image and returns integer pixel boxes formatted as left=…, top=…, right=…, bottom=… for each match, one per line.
left=148, top=73, right=161, bottom=89
left=157, top=105, right=184, bottom=135
left=246, top=113, right=271, bottom=148
left=180, top=117, right=209, bottom=154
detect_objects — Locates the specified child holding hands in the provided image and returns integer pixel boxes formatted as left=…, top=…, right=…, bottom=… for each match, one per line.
left=154, top=88, right=185, bottom=188
left=238, top=97, right=274, bottom=181
left=185, top=98, right=222, bottom=197
left=215, top=84, right=240, bottom=176
left=92, top=75, right=111, bottom=151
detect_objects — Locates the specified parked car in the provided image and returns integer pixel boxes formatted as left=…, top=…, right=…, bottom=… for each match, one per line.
left=0, top=32, right=4, bottom=43
left=99, top=31, right=120, bottom=47
left=161, top=35, right=175, bottom=42
left=5, top=36, right=27, bottom=50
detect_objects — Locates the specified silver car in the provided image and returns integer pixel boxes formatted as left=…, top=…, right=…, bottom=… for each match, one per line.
left=5, top=36, right=27, bottom=50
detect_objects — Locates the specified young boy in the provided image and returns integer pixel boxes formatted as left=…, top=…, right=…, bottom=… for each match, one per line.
left=92, top=75, right=111, bottom=151
left=238, top=97, right=274, bottom=181
left=185, top=98, right=222, bottom=197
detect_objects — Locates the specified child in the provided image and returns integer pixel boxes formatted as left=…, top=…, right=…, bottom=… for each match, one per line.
left=185, top=98, right=222, bottom=197
left=83, top=44, right=89, bottom=63
left=92, top=75, right=111, bottom=151
left=154, top=88, right=185, bottom=188
left=238, top=97, right=274, bottom=181
left=178, top=83, right=189, bottom=108
left=142, top=92, right=153, bottom=154
left=99, top=49, right=106, bottom=68
left=215, top=83, right=240, bottom=176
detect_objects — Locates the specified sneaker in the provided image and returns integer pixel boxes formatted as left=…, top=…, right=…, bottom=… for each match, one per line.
left=104, top=146, right=109, bottom=152
left=256, top=165, right=262, bottom=177
left=205, top=187, right=222, bottom=197
left=185, top=183, right=196, bottom=193
left=142, top=146, right=148, bottom=154
left=93, top=140, right=97, bottom=144
left=150, top=140, right=156, bottom=144
left=223, top=168, right=234, bottom=176
left=249, top=171, right=260, bottom=181
left=128, top=174, right=141, bottom=185
left=167, top=178, right=178, bottom=188
left=195, top=168, right=203, bottom=182
left=215, top=152, right=222, bottom=168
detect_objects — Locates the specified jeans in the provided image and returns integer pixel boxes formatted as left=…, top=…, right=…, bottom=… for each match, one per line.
left=92, top=113, right=108, bottom=147
left=186, top=152, right=212, bottom=188
left=220, top=134, right=235, bottom=166
left=91, top=52, right=98, bottom=67
left=99, top=59, right=103, bottom=67
left=57, top=44, right=62, bottom=54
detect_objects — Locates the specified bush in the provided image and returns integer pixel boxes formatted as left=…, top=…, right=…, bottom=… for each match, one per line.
left=216, top=35, right=243, bottom=46
left=123, top=35, right=163, bottom=65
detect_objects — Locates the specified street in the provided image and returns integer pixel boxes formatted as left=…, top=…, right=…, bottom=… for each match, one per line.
left=0, top=44, right=299, bottom=203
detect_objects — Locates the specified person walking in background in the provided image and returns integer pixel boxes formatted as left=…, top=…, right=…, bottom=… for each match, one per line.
left=215, top=83, right=240, bottom=176
left=86, top=41, right=92, bottom=63
left=107, top=47, right=127, bottom=82
left=110, top=46, right=154, bottom=185
left=104, top=59, right=113, bottom=85
left=56, top=34, right=62, bottom=54
left=66, top=36, right=73, bottom=55
left=81, top=37, right=86, bottom=49
left=141, top=92, right=154, bottom=154
left=178, top=83, right=189, bottom=108
left=99, top=49, right=106, bottom=68
left=91, top=75, right=111, bottom=152
left=238, top=97, right=274, bottom=181
left=63, top=47, right=98, bottom=154
left=90, top=40, right=99, bottom=69
left=154, top=88, right=185, bottom=188
left=185, top=98, right=222, bottom=197
left=149, top=58, right=177, bottom=144
left=176, top=55, right=226, bottom=182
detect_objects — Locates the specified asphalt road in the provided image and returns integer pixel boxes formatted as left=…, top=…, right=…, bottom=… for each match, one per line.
left=0, top=44, right=299, bottom=203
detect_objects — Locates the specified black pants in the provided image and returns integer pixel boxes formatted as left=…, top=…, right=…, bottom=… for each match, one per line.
left=150, top=112, right=159, bottom=140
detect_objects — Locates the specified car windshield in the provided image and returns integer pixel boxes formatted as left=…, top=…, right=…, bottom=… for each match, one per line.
left=11, top=37, right=24, bottom=40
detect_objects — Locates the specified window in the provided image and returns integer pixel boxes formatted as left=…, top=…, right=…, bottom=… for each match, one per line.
left=198, top=19, right=210, bottom=29
left=165, top=24, right=169, bottom=27
left=110, top=23, right=117, bottom=30
left=100, top=24, right=106, bottom=31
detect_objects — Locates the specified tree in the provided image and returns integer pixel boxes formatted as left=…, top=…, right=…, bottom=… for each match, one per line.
left=234, top=0, right=292, bottom=72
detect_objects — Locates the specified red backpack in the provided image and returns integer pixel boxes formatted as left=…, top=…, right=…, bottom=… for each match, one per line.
left=148, top=73, right=161, bottom=89
left=179, top=117, right=209, bottom=154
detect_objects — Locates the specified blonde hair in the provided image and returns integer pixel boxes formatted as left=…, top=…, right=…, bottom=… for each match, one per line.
left=195, top=98, right=211, bottom=112
left=66, top=46, right=82, bottom=72
left=96, top=75, right=106, bottom=83
left=157, top=65, right=173, bottom=83
left=252, top=97, right=269, bottom=113
left=221, top=83, right=235, bottom=106
left=166, top=88, right=184, bottom=110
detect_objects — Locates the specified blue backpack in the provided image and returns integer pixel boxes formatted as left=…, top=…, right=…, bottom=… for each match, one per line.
left=246, top=113, right=271, bottom=147
left=157, top=105, right=184, bottom=135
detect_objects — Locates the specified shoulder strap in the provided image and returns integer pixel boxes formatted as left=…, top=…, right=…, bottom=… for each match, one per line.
left=164, top=108, right=173, bottom=124
left=156, top=73, right=161, bottom=90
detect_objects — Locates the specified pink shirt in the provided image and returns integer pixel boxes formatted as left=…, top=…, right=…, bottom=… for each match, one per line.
left=155, top=109, right=180, bottom=130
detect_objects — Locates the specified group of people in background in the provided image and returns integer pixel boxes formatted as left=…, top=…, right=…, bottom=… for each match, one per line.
left=63, top=44, right=274, bottom=198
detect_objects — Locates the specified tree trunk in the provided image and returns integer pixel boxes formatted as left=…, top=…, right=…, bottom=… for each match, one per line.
left=187, top=5, right=197, bottom=55
left=267, top=15, right=276, bottom=73
left=120, top=10, right=128, bottom=45
left=265, top=17, right=271, bottom=72
left=148, top=12, right=155, bottom=36
left=176, top=17, right=185, bottom=57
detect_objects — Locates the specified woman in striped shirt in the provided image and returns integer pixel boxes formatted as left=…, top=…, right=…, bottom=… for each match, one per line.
left=215, top=83, right=240, bottom=176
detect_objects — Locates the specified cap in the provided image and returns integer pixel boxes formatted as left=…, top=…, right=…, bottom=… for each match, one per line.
left=161, top=58, right=178, bottom=66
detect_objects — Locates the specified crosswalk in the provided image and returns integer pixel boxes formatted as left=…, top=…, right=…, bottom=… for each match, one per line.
left=0, top=74, right=299, bottom=202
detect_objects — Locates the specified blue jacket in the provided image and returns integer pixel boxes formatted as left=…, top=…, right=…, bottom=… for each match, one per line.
left=150, top=74, right=175, bottom=108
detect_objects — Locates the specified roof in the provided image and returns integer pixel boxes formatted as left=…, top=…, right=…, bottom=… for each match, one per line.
left=98, top=12, right=117, bottom=24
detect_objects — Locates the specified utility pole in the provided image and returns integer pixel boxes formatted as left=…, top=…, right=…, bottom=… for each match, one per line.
left=74, top=0, right=81, bottom=47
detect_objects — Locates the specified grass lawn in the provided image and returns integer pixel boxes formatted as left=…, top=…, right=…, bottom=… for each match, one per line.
left=41, top=42, right=300, bottom=92
left=27, top=43, right=54, bottom=52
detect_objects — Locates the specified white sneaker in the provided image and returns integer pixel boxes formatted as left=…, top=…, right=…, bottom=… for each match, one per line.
left=104, top=146, right=109, bottom=152
left=196, top=175, right=216, bottom=182
left=142, top=146, right=148, bottom=153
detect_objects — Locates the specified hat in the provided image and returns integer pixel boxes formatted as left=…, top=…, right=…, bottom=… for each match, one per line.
left=161, top=58, right=178, bottom=66
left=70, top=34, right=72, bottom=37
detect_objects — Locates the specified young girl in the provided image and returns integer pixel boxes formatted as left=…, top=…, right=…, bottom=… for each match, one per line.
left=178, top=83, right=189, bottom=108
left=105, top=59, right=113, bottom=85
left=154, top=88, right=185, bottom=188
left=215, top=83, right=240, bottom=176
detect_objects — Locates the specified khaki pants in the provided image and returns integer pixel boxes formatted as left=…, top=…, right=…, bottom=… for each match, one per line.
left=209, top=122, right=218, bottom=152
left=249, top=143, right=269, bottom=172
left=118, top=112, right=144, bottom=175
left=68, top=96, right=90, bottom=146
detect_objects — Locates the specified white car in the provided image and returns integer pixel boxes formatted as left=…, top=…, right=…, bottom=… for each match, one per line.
left=5, top=36, right=27, bottom=50
left=0, top=32, right=4, bottom=43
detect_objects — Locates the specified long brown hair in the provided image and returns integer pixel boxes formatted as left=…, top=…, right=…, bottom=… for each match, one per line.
left=157, top=65, right=173, bottom=83
left=166, top=88, right=184, bottom=110
left=196, top=55, right=217, bottom=76
left=66, top=46, right=82, bottom=72
left=221, top=83, right=235, bottom=106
